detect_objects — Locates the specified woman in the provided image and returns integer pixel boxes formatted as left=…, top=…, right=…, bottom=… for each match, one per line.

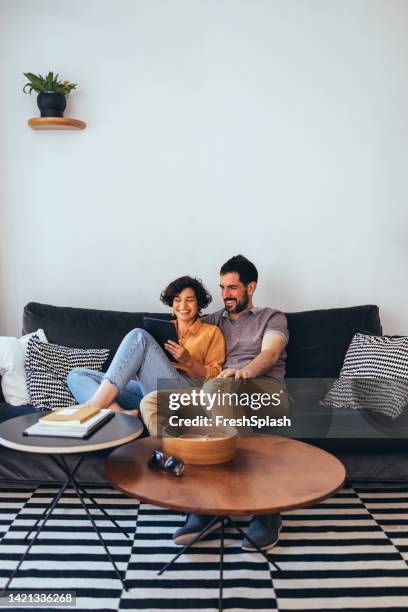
left=67, top=276, right=225, bottom=419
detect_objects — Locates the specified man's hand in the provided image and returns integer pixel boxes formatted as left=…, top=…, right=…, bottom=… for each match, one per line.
left=217, top=368, right=255, bottom=379
left=164, top=340, right=192, bottom=365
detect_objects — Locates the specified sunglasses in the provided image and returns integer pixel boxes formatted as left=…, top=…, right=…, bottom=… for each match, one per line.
left=147, top=450, right=185, bottom=477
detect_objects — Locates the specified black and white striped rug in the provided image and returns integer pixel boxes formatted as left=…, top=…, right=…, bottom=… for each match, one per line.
left=1, top=483, right=408, bottom=611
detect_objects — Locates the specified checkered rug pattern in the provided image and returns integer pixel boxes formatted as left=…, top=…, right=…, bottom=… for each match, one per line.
left=1, top=483, right=408, bottom=611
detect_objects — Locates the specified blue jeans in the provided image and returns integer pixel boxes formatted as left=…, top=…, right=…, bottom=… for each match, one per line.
left=67, top=328, right=192, bottom=409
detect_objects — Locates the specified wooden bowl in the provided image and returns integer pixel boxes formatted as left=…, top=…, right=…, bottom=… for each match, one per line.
left=162, top=425, right=237, bottom=465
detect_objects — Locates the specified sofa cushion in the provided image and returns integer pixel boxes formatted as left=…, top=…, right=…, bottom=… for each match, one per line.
left=0, top=329, right=48, bottom=405
left=25, top=335, right=109, bottom=409
left=321, top=333, right=408, bottom=420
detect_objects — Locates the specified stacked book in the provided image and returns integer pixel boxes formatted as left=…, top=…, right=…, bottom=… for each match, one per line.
left=24, top=405, right=114, bottom=439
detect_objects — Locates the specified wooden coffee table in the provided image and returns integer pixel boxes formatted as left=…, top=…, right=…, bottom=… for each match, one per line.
left=106, top=436, right=345, bottom=610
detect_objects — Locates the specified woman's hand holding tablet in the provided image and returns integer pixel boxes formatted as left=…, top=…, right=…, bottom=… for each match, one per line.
left=164, top=340, right=192, bottom=365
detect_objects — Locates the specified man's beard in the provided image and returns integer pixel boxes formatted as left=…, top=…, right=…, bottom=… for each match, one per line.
left=224, top=290, right=249, bottom=314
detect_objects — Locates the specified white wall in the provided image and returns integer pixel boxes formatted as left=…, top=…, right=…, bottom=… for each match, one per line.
left=1, top=0, right=407, bottom=336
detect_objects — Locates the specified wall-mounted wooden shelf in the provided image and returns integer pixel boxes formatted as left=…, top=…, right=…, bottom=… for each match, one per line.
left=28, top=117, right=86, bottom=130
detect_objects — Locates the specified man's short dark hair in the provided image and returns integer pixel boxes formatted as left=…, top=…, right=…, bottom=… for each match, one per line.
left=160, top=276, right=212, bottom=313
left=220, top=255, right=258, bottom=285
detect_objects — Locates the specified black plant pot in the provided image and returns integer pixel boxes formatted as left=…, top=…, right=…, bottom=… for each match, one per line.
left=37, top=92, right=67, bottom=118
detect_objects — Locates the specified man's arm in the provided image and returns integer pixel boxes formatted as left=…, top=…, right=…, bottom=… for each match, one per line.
left=218, top=332, right=286, bottom=379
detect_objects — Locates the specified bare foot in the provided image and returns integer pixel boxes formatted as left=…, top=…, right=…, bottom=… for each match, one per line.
left=125, top=408, right=140, bottom=418
left=110, top=404, right=140, bottom=418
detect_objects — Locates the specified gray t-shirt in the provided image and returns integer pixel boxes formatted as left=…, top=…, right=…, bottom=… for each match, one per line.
left=202, top=307, right=288, bottom=380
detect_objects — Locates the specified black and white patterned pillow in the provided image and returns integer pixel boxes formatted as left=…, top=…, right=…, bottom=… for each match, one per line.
left=321, top=333, right=408, bottom=419
left=26, top=335, right=109, bottom=410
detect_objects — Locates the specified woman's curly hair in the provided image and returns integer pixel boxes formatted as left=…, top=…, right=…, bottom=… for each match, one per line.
left=160, top=276, right=212, bottom=314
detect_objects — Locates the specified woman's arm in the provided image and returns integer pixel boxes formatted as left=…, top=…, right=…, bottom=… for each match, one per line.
left=164, top=326, right=225, bottom=380
left=202, top=327, right=225, bottom=380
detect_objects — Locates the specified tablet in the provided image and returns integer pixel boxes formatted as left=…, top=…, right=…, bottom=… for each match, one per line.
left=143, top=317, right=179, bottom=361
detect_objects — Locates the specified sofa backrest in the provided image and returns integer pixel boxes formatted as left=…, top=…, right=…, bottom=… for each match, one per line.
left=22, top=302, right=382, bottom=377
left=23, top=302, right=172, bottom=371
left=285, top=304, right=381, bottom=377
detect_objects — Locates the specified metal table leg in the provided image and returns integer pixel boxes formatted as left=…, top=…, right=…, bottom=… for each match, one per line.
left=57, top=455, right=128, bottom=590
left=218, top=517, right=225, bottom=612
left=1, top=453, right=130, bottom=594
left=0, top=476, right=71, bottom=595
left=157, top=514, right=287, bottom=612
left=78, top=485, right=130, bottom=539
left=158, top=515, right=221, bottom=575
left=24, top=455, right=85, bottom=541
left=225, top=516, right=288, bottom=578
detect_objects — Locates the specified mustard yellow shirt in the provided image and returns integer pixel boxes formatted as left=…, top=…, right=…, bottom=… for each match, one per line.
left=172, top=319, right=225, bottom=380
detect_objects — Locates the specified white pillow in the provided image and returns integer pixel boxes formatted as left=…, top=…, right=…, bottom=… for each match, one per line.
left=0, top=329, right=48, bottom=405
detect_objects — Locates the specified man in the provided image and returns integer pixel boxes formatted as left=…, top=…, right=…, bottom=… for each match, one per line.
left=173, top=254, right=289, bottom=551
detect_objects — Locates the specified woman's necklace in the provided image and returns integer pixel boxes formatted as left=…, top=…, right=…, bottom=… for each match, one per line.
left=177, top=328, right=187, bottom=340
left=177, top=321, right=192, bottom=340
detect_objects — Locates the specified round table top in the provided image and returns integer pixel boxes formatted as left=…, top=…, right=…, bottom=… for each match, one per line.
left=0, top=413, right=143, bottom=454
left=106, top=436, right=346, bottom=516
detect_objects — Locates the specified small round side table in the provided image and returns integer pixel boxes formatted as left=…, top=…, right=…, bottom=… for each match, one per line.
left=0, top=412, right=143, bottom=592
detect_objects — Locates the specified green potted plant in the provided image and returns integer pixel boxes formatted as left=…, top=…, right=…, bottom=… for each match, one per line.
left=23, top=71, right=78, bottom=118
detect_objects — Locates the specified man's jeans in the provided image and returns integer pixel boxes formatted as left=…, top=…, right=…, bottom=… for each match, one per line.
left=140, top=376, right=289, bottom=436
left=67, top=328, right=193, bottom=409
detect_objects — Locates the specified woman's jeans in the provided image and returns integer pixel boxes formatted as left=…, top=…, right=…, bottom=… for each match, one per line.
left=67, top=328, right=193, bottom=410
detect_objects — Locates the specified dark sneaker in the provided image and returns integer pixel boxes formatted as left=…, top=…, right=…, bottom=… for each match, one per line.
left=173, top=514, right=221, bottom=546
left=241, top=514, right=282, bottom=552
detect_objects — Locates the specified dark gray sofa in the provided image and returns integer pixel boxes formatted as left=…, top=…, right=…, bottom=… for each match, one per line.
left=0, top=301, right=407, bottom=484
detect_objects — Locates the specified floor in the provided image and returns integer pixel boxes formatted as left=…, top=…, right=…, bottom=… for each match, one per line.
left=0, top=483, right=408, bottom=611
